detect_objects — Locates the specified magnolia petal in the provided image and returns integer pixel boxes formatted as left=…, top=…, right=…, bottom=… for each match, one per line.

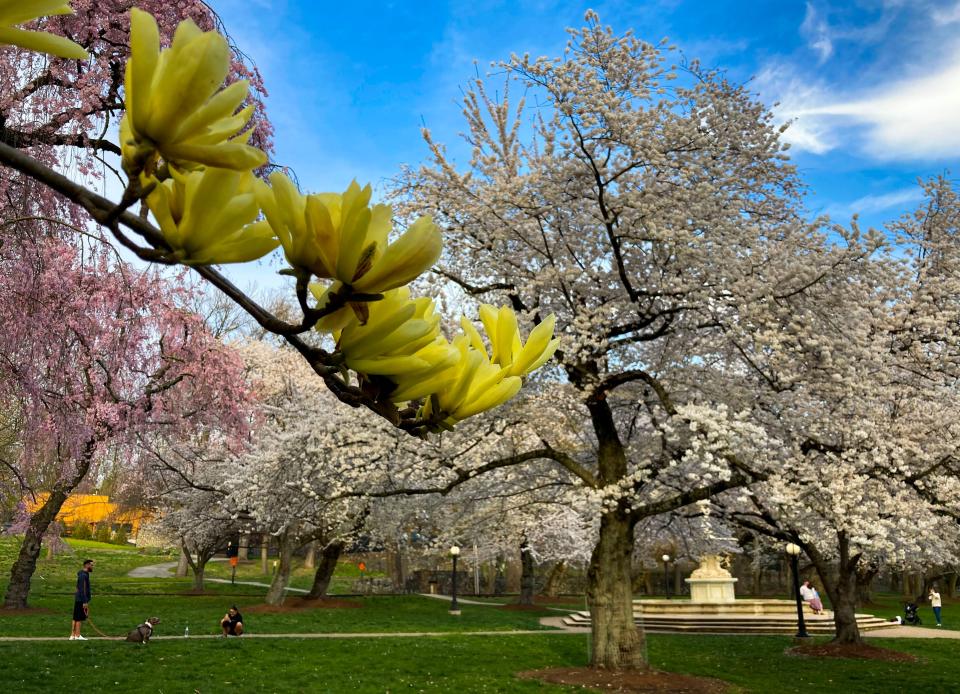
left=186, top=223, right=279, bottom=265
left=171, top=80, right=249, bottom=143
left=0, top=26, right=87, bottom=59
left=163, top=141, right=267, bottom=170
left=454, top=376, right=523, bottom=420
left=347, top=354, right=433, bottom=376
left=128, top=9, right=159, bottom=131
left=352, top=216, right=442, bottom=293
left=510, top=314, right=558, bottom=376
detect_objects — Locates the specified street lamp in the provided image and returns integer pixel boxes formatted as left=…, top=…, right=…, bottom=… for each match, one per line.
left=785, top=543, right=809, bottom=639
left=449, top=546, right=461, bottom=615
left=661, top=554, right=671, bottom=599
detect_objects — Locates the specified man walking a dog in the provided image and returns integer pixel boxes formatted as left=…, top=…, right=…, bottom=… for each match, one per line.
left=70, top=559, right=94, bottom=640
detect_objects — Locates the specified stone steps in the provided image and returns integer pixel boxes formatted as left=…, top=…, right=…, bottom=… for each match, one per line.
left=561, top=610, right=897, bottom=635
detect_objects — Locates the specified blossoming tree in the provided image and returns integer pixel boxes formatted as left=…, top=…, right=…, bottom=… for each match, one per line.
left=0, top=233, right=253, bottom=608
left=713, top=176, right=960, bottom=643
left=392, top=13, right=882, bottom=667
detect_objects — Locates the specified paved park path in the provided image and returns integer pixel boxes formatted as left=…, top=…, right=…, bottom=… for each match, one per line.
left=4, top=623, right=960, bottom=641
left=126, top=560, right=308, bottom=593
left=0, top=629, right=577, bottom=641
left=102, top=564, right=960, bottom=643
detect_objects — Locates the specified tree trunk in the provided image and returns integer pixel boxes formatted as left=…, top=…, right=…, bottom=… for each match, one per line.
left=181, top=540, right=213, bottom=592
left=813, top=533, right=862, bottom=645
left=265, top=532, right=294, bottom=605
left=260, top=532, right=270, bottom=575
left=306, top=540, right=344, bottom=599
left=543, top=561, right=567, bottom=598
left=519, top=540, right=535, bottom=605
left=385, top=548, right=405, bottom=590
left=587, top=510, right=645, bottom=669
left=303, top=540, right=317, bottom=569
left=237, top=533, right=249, bottom=561
left=856, top=563, right=878, bottom=606
left=643, top=571, right=655, bottom=596
left=192, top=560, right=206, bottom=591
left=176, top=549, right=189, bottom=578
left=4, top=451, right=93, bottom=609
left=948, top=573, right=958, bottom=599
left=584, top=397, right=646, bottom=670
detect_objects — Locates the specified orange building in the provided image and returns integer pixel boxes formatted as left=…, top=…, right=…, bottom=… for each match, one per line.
left=25, top=494, right=150, bottom=538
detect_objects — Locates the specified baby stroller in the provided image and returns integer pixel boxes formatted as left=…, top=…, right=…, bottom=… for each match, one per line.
left=904, top=602, right=922, bottom=625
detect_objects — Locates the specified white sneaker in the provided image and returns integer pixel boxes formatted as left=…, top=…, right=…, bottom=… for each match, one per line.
left=75, top=635, right=87, bottom=640
left=68, top=636, right=75, bottom=640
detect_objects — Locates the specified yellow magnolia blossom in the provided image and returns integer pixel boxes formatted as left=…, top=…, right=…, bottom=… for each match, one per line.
left=0, top=1, right=88, bottom=59
left=121, top=8, right=266, bottom=173
left=463, top=305, right=561, bottom=378
left=331, top=294, right=559, bottom=425
left=260, top=178, right=441, bottom=293
left=420, top=335, right=523, bottom=425
left=256, top=171, right=331, bottom=277
left=146, top=167, right=278, bottom=265
left=334, top=287, right=457, bottom=381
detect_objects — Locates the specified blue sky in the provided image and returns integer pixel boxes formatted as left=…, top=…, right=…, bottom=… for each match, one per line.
left=206, top=0, right=960, bottom=287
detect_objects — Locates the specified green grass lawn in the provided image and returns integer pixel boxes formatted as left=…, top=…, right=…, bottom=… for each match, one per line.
left=4, top=537, right=960, bottom=692
left=2, top=634, right=960, bottom=693
left=861, top=591, right=958, bottom=631
left=201, top=557, right=378, bottom=594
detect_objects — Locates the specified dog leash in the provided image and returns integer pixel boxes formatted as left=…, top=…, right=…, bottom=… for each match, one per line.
left=84, top=615, right=116, bottom=638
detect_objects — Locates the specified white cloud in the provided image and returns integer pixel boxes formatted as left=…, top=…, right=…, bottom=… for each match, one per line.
left=823, top=187, right=924, bottom=219
left=932, top=1, right=960, bottom=25
left=782, top=55, right=960, bottom=159
left=800, top=2, right=834, bottom=63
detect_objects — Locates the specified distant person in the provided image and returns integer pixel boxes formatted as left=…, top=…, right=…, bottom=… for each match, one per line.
left=929, top=586, right=942, bottom=626
left=70, top=559, right=94, bottom=640
left=809, top=584, right=825, bottom=614
left=799, top=580, right=824, bottom=614
left=220, top=605, right=244, bottom=636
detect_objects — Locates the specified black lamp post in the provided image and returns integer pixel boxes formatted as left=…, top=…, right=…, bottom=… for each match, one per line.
left=449, top=545, right=461, bottom=615
left=662, top=554, right=671, bottom=599
left=786, top=542, right=809, bottom=638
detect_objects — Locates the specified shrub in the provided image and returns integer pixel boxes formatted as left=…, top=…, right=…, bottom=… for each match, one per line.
left=94, top=524, right=112, bottom=543
left=112, top=528, right=129, bottom=545
left=70, top=523, right=92, bottom=540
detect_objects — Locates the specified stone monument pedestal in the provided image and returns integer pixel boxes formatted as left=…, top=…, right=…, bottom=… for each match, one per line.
left=685, top=555, right=738, bottom=604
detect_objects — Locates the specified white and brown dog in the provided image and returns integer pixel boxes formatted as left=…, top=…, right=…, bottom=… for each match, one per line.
left=125, top=617, right=161, bottom=644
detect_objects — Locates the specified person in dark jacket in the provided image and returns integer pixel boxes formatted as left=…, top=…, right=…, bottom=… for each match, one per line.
left=70, top=559, right=94, bottom=640
left=220, top=605, right=244, bottom=636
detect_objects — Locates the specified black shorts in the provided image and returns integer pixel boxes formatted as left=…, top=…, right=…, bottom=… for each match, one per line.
left=73, top=601, right=87, bottom=621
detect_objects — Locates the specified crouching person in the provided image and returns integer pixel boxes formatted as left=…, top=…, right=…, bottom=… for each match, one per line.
left=220, top=606, right=244, bottom=637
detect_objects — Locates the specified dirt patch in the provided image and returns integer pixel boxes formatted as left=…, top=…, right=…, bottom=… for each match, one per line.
left=787, top=642, right=917, bottom=663
left=0, top=607, right=54, bottom=616
left=244, top=597, right=362, bottom=613
left=179, top=588, right=209, bottom=595
left=517, top=667, right=731, bottom=693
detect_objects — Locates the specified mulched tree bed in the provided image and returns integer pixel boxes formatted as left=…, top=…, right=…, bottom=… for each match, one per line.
left=243, top=597, right=362, bottom=613
left=787, top=642, right=918, bottom=662
left=517, top=667, right=731, bottom=693
left=0, top=607, right=53, bottom=616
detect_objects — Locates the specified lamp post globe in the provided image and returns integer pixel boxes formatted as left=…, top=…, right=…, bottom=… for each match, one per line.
left=785, top=543, right=809, bottom=638
left=449, top=545, right=461, bottom=615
